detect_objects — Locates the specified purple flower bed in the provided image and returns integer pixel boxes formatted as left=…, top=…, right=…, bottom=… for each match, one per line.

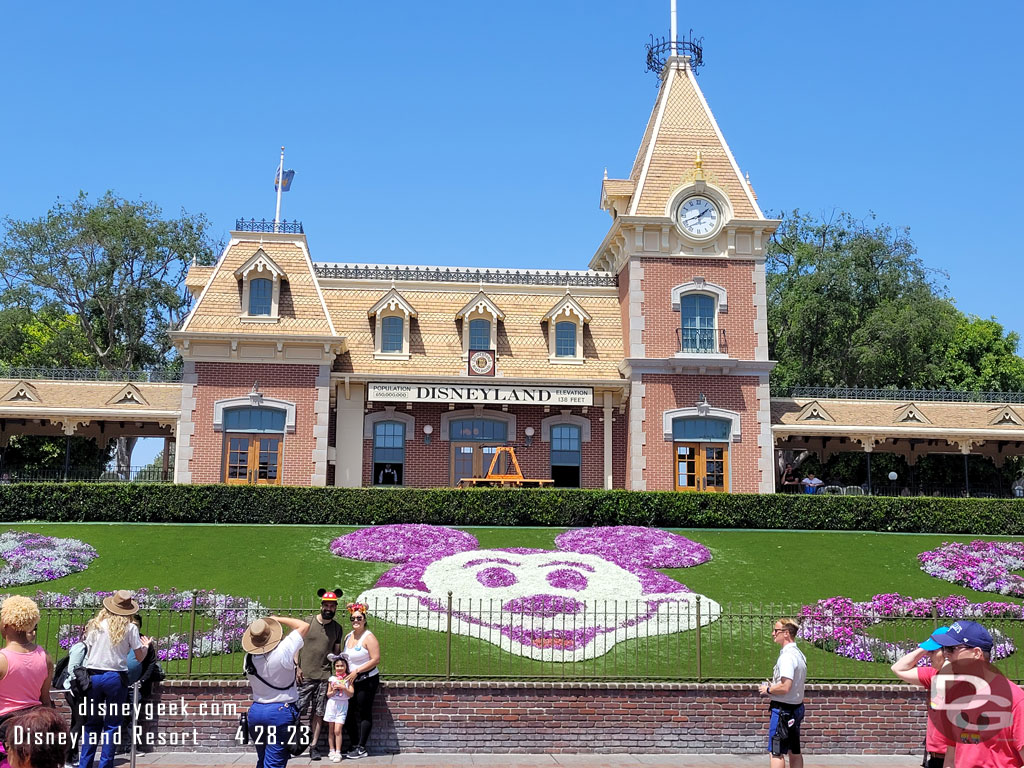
left=919, top=541, right=1024, bottom=596
left=330, top=524, right=478, bottom=563
left=554, top=526, right=712, bottom=568
left=0, top=531, right=97, bottom=587
left=31, top=589, right=266, bottom=662
left=800, top=592, right=1017, bottom=664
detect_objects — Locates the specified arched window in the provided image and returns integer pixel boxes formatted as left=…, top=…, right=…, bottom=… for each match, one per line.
left=671, top=416, right=731, bottom=442
left=373, top=421, right=405, bottom=485
left=223, top=406, right=286, bottom=432
left=550, top=424, right=581, bottom=487
left=469, top=318, right=491, bottom=350
left=681, top=294, right=716, bottom=353
left=449, top=419, right=508, bottom=442
left=381, top=315, right=404, bottom=353
left=555, top=322, right=577, bottom=358
left=248, top=278, right=273, bottom=316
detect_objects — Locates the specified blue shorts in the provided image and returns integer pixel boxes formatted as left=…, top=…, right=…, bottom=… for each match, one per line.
left=768, top=703, right=804, bottom=755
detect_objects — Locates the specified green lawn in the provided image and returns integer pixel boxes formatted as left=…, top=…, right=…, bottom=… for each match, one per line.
left=5, top=523, right=1023, bottom=682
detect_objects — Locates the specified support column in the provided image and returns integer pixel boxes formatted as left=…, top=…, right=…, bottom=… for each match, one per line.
left=602, top=391, right=614, bottom=489
left=334, top=381, right=365, bottom=487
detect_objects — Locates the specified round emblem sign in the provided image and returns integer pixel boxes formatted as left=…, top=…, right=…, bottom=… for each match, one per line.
left=470, top=350, right=494, bottom=376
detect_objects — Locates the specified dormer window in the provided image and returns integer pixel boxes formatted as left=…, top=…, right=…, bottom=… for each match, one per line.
left=369, top=288, right=417, bottom=360
left=249, top=278, right=273, bottom=316
left=469, top=319, right=491, bottom=350
left=555, top=321, right=577, bottom=357
left=457, top=292, right=504, bottom=359
left=234, top=249, right=286, bottom=322
left=544, top=294, right=590, bottom=364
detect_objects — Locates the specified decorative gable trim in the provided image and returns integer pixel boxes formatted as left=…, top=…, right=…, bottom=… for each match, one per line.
left=107, top=384, right=150, bottom=407
left=233, top=249, right=287, bottom=281
left=671, top=278, right=727, bottom=312
left=989, top=406, right=1024, bottom=427
left=2, top=381, right=40, bottom=403
left=456, top=292, right=505, bottom=322
left=894, top=403, right=932, bottom=425
left=543, top=293, right=592, bottom=324
left=796, top=401, right=834, bottom=423
left=368, top=288, right=418, bottom=319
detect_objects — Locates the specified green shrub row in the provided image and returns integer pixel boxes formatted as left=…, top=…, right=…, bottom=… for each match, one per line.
left=0, top=484, right=1021, bottom=534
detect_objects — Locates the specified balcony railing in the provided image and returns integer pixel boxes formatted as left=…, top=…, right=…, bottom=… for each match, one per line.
left=773, top=386, right=1024, bottom=404
left=0, top=465, right=172, bottom=483
left=677, top=327, right=727, bottom=354
left=234, top=218, right=304, bottom=234
left=0, top=367, right=182, bottom=383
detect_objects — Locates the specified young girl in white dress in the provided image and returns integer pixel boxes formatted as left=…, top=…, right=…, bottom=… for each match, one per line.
left=324, top=656, right=354, bottom=762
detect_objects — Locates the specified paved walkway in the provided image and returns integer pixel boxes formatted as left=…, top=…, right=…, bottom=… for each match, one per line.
left=117, top=754, right=923, bottom=767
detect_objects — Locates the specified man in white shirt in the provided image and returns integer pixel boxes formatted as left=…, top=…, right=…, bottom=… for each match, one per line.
left=801, top=474, right=823, bottom=495
left=759, top=618, right=807, bottom=768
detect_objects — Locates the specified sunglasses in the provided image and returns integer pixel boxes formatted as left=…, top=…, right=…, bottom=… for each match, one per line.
left=350, top=615, right=365, bottom=622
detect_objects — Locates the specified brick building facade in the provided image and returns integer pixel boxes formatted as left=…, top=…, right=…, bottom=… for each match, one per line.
left=169, top=54, right=779, bottom=494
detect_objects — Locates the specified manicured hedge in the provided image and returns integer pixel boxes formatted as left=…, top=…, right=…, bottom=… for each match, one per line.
left=0, top=484, right=1022, bottom=534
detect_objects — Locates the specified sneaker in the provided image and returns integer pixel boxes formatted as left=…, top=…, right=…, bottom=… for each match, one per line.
left=310, top=746, right=323, bottom=761
left=343, top=748, right=364, bottom=760
left=330, top=753, right=341, bottom=763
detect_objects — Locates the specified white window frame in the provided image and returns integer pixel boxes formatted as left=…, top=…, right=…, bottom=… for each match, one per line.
left=544, top=294, right=590, bottom=365
left=235, top=249, right=287, bottom=323
left=662, top=406, right=741, bottom=442
left=213, top=395, right=297, bottom=433
left=369, top=289, right=417, bottom=360
left=440, top=407, right=516, bottom=442
left=671, top=278, right=727, bottom=357
left=363, top=407, right=416, bottom=440
left=457, top=292, right=504, bottom=360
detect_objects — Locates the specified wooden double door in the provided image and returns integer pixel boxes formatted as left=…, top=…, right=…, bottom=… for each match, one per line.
left=674, top=442, right=729, bottom=492
left=224, top=433, right=283, bottom=485
left=451, top=443, right=508, bottom=486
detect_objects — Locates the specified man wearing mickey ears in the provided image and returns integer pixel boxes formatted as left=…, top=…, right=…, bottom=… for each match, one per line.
left=295, top=589, right=344, bottom=760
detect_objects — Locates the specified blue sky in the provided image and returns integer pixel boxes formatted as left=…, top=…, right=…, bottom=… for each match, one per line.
left=4, top=1, right=1022, bottom=466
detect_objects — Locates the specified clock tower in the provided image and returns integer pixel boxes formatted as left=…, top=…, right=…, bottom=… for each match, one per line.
left=593, top=35, right=779, bottom=493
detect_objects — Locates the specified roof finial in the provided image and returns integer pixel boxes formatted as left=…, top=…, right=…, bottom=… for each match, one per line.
left=603, top=167, right=608, bottom=180
left=694, top=151, right=705, bottom=181
left=670, top=0, right=678, bottom=57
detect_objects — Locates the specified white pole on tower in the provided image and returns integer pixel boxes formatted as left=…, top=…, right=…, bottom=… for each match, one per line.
left=670, top=0, right=678, bottom=56
left=274, top=145, right=285, bottom=233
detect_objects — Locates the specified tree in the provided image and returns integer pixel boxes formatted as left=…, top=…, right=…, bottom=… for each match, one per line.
left=767, top=210, right=960, bottom=390
left=936, top=315, right=1024, bottom=392
left=0, top=192, right=220, bottom=471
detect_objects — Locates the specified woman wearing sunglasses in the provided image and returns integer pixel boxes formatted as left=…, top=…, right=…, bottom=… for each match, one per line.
left=339, top=604, right=380, bottom=760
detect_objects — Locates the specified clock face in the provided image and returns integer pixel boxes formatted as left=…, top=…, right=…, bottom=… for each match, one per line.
left=677, top=196, right=720, bottom=237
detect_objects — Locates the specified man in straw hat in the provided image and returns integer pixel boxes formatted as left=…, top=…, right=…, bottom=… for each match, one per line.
left=295, top=589, right=343, bottom=761
left=243, top=615, right=310, bottom=768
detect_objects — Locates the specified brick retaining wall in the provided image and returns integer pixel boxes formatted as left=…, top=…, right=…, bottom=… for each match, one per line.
left=77, top=681, right=929, bottom=755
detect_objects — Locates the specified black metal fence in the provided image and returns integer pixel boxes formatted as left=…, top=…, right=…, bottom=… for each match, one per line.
left=0, top=465, right=171, bottom=483
left=0, top=367, right=181, bottom=383
left=25, top=595, right=1024, bottom=683
left=774, top=386, right=1024, bottom=404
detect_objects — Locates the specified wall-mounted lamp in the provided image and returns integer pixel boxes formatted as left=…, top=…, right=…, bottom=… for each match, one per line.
left=524, top=426, right=535, bottom=446
left=423, top=424, right=433, bottom=445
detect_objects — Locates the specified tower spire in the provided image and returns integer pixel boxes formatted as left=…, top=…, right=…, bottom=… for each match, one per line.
left=670, top=0, right=677, bottom=57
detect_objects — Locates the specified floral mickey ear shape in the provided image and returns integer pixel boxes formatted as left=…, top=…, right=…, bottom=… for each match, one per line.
left=330, top=524, right=479, bottom=563
left=554, top=526, right=711, bottom=569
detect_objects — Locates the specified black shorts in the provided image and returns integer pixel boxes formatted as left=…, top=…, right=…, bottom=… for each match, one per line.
left=297, top=679, right=329, bottom=718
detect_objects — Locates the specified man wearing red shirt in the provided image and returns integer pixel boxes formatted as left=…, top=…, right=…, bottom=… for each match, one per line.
left=891, top=626, right=953, bottom=768
left=931, top=621, right=1024, bottom=767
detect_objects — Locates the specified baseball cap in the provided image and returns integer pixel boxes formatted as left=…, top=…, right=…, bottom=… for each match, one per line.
left=933, top=620, right=994, bottom=652
left=919, top=626, right=951, bottom=651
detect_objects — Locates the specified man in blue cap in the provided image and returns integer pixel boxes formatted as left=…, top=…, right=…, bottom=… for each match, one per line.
left=891, top=626, right=953, bottom=767
left=930, top=620, right=1024, bottom=767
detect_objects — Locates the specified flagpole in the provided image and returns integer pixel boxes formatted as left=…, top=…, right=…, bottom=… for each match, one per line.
left=670, top=0, right=677, bottom=57
left=274, top=145, right=285, bottom=233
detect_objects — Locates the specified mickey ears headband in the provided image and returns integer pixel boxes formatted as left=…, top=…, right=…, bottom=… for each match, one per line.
left=317, top=588, right=344, bottom=602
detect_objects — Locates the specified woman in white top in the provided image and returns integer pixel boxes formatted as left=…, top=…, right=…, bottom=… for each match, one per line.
left=340, top=604, right=380, bottom=760
left=77, top=591, right=150, bottom=768
left=243, top=616, right=310, bottom=768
